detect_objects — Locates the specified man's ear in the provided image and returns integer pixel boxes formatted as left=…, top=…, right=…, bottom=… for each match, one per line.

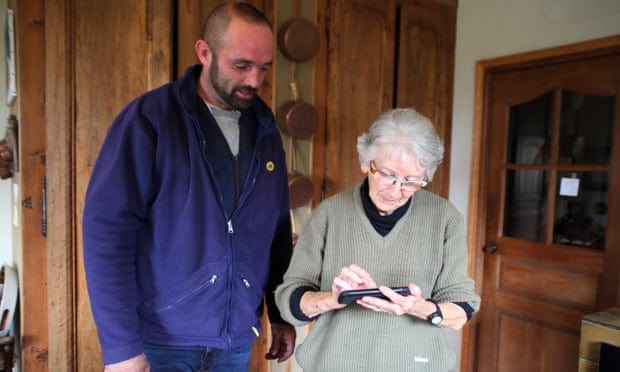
left=195, top=39, right=211, bottom=64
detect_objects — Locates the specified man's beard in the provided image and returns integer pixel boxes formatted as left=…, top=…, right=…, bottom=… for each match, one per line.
left=209, top=57, right=257, bottom=110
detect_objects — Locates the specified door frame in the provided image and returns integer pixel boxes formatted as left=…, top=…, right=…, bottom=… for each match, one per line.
left=466, top=34, right=620, bottom=371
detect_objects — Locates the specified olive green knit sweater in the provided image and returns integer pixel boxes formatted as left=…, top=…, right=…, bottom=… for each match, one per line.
left=275, top=186, right=480, bottom=372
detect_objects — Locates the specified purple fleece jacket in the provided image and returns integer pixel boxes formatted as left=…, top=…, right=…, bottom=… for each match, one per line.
left=82, top=65, right=292, bottom=364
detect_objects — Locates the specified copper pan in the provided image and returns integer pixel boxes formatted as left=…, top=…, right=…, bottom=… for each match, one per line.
left=288, top=172, right=313, bottom=208
left=276, top=100, right=318, bottom=139
left=277, top=18, right=320, bottom=63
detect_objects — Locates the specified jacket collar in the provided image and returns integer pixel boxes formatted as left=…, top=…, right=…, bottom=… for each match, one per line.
left=175, top=65, right=276, bottom=137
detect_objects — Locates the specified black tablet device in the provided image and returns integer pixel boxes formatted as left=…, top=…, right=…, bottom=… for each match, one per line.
left=337, top=286, right=410, bottom=304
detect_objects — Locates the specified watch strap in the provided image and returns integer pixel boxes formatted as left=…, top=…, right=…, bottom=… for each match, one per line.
left=426, top=298, right=443, bottom=325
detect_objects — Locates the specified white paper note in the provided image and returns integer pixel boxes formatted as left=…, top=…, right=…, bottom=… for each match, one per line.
left=559, top=177, right=580, bottom=197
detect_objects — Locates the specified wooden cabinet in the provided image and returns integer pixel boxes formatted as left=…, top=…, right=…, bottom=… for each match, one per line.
left=579, top=308, right=620, bottom=372
left=38, top=0, right=455, bottom=370
left=313, top=0, right=456, bottom=201
left=47, top=1, right=172, bottom=371
left=47, top=1, right=276, bottom=370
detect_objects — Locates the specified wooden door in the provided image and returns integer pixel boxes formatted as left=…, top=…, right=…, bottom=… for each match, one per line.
left=314, top=0, right=455, bottom=202
left=475, top=41, right=620, bottom=371
left=74, top=3, right=172, bottom=370
left=49, top=1, right=278, bottom=370
left=47, top=1, right=172, bottom=370
left=321, top=0, right=398, bottom=198
left=396, top=0, right=455, bottom=198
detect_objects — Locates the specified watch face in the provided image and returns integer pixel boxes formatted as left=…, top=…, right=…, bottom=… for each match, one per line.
left=431, top=314, right=442, bottom=325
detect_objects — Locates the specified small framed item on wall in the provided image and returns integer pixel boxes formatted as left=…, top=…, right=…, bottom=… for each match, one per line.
left=5, top=9, right=16, bottom=107
left=0, top=115, right=18, bottom=179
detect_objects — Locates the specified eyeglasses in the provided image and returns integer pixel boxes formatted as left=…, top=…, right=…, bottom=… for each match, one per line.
left=369, top=161, right=428, bottom=191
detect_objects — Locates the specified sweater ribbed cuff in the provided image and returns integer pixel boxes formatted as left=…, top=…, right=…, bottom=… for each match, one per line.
left=290, top=286, right=318, bottom=322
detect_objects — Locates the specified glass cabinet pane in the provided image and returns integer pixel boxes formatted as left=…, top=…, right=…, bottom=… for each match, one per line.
left=559, top=91, right=614, bottom=164
left=507, top=93, right=552, bottom=164
left=553, top=171, right=608, bottom=249
left=504, top=170, right=548, bottom=242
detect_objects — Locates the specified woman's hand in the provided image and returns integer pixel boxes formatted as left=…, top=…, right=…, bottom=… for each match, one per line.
left=299, top=264, right=378, bottom=318
left=357, top=283, right=425, bottom=315
left=331, top=264, right=378, bottom=294
left=357, top=283, right=469, bottom=329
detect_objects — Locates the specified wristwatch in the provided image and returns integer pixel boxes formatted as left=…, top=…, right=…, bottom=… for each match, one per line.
left=426, top=298, right=443, bottom=325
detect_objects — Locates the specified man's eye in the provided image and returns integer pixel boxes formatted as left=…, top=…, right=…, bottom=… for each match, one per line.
left=235, top=64, right=251, bottom=70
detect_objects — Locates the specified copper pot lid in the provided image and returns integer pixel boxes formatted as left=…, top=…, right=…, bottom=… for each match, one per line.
left=277, top=100, right=318, bottom=139
left=278, top=18, right=320, bottom=62
left=288, top=173, right=314, bottom=208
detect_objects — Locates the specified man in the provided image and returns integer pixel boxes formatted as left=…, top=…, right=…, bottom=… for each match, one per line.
left=82, top=2, right=296, bottom=371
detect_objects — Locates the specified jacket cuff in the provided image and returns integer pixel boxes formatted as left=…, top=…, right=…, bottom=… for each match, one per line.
left=102, top=339, right=144, bottom=366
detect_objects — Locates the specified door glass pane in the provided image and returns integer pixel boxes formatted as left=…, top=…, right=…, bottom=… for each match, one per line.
left=507, top=93, right=552, bottom=164
left=553, top=171, right=608, bottom=249
left=504, top=170, right=548, bottom=241
left=559, top=91, right=614, bottom=164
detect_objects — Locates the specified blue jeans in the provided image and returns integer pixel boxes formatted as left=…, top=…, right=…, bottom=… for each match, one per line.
left=144, top=342, right=252, bottom=371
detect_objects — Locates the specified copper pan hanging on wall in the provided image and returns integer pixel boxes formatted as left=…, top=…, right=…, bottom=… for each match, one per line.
left=277, top=15, right=320, bottom=209
left=276, top=99, right=318, bottom=140
left=288, top=172, right=314, bottom=208
left=277, top=17, right=320, bottom=63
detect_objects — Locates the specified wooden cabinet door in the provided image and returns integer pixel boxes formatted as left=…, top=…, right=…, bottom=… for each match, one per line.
left=396, top=0, right=455, bottom=198
left=321, top=0, right=399, bottom=198
left=75, top=3, right=172, bottom=370
left=49, top=1, right=275, bottom=370
left=47, top=1, right=172, bottom=370
left=476, top=45, right=620, bottom=372
left=314, top=0, right=455, bottom=201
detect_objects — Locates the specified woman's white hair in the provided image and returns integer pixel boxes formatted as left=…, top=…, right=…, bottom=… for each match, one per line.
left=356, top=108, right=444, bottom=181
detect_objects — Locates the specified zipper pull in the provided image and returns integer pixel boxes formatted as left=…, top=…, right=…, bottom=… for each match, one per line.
left=227, top=220, right=233, bottom=234
left=240, top=276, right=251, bottom=288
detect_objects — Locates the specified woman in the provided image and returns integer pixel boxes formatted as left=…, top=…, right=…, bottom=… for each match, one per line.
left=275, top=108, right=480, bottom=371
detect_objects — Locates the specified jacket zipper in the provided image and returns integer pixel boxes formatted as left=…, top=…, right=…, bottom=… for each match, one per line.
left=240, top=275, right=260, bottom=338
left=190, top=116, right=271, bottom=346
left=154, top=274, right=218, bottom=313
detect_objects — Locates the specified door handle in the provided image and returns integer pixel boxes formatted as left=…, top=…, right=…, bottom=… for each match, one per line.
left=483, top=244, right=498, bottom=254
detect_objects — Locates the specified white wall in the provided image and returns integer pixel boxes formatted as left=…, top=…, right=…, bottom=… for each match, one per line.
left=0, top=0, right=14, bottom=268
left=450, top=0, right=620, bottom=216
left=448, top=0, right=620, bottom=370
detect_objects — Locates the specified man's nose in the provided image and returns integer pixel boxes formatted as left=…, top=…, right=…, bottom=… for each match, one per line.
left=244, top=68, right=266, bottom=88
